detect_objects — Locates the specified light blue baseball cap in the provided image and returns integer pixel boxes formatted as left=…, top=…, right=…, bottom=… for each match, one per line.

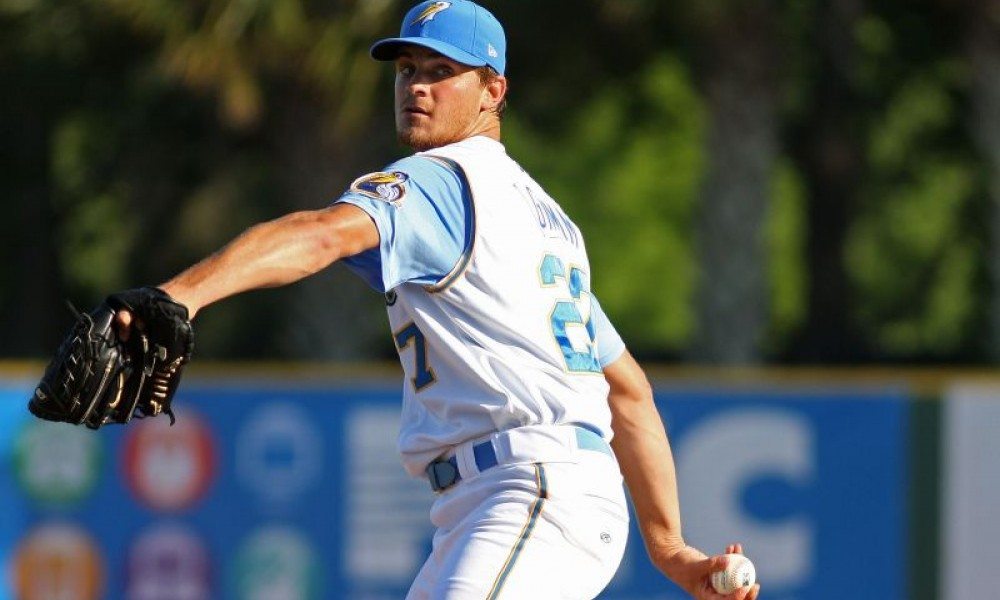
left=370, top=0, right=507, bottom=75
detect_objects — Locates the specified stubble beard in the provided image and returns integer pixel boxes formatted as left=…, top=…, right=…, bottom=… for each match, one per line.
left=397, top=119, right=466, bottom=151
left=397, top=110, right=474, bottom=151
left=397, top=127, right=437, bottom=151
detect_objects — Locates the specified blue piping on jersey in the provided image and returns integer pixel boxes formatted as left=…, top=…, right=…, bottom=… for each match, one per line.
left=421, top=155, right=476, bottom=293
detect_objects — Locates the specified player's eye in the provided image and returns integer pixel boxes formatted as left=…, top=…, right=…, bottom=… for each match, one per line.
left=396, top=63, right=415, bottom=77
left=433, top=64, right=454, bottom=77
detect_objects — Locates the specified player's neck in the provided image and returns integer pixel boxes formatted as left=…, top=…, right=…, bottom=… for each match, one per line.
left=465, top=119, right=501, bottom=144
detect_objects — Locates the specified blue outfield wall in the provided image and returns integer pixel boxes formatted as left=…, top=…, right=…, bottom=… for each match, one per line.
left=0, top=380, right=910, bottom=600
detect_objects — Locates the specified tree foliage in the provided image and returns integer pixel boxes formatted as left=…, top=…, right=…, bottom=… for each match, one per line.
left=1, top=0, right=997, bottom=363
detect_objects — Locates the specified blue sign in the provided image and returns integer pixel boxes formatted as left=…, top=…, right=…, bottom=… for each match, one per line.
left=0, top=382, right=909, bottom=599
left=604, top=387, right=910, bottom=600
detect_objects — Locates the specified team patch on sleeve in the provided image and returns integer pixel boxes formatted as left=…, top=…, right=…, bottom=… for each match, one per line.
left=350, top=171, right=410, bottom=206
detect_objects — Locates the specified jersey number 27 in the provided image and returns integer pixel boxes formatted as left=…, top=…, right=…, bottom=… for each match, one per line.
left=393, top=254, right=602, bottom=392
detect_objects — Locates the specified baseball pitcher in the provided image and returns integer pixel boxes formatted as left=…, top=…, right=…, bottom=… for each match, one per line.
left=30, top=1, right=760, bottom=598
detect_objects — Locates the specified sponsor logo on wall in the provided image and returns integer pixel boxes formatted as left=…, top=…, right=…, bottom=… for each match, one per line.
left=13, top=522, right=104, bottom=600
left=233, top=526, right=320, bottom=600
left=236, top=402, right=322, bottom=507
left=13, top=420, right=101, bottom=506
left=123, top=408, right=216, bottom=511
left=126, top=524, right=212, bottom=600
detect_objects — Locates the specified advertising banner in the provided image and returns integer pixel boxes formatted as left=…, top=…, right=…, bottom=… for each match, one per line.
left=612, top=387, right=910, bottom=600
left=0, top=381, right=910, bottom=599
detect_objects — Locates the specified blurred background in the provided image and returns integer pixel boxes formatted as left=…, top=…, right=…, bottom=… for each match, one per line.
left=2, top=0, right=1000, bottom=598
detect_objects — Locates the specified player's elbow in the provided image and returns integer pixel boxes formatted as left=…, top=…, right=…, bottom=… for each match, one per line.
left=635, top=376, right=655, bottom=403
left=302, top=217, right=353, bottom=275
left=309, top=223, right=346, bottom=268
left=610, top=377, right=654, bottom=408
left=314, top=204, right=380, bottom=263
left=604, top=353, right=655, bottom=407
left=276, top=208, right=372, bottom=277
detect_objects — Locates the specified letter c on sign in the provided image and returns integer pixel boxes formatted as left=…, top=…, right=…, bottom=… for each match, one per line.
left=676, top=410, right=814, bottom=589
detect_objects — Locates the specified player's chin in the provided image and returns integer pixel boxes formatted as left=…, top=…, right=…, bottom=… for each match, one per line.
left=397, top=126, right=437, bottom=151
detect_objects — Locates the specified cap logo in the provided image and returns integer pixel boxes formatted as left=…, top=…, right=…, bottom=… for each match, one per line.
left=487, top=43, right=498, bottom=58
left=411, top=2, right=451, bottom=26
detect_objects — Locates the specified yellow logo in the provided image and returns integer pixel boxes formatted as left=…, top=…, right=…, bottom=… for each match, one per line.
left=411, top=2, right=451, bottom=26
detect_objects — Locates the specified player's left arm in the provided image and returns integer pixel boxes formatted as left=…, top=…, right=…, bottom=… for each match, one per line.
left=602, top=349, right=759, bottom=600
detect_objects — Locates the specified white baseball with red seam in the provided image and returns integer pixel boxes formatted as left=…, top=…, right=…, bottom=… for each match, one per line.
left=710, top=553, right=756, bottom=595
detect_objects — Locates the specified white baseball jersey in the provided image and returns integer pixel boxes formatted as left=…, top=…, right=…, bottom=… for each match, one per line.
left=337, top=136, right=624, bottom=477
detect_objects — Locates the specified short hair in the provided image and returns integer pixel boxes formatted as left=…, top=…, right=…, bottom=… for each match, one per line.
left=476, top=66, right=507, bottom=121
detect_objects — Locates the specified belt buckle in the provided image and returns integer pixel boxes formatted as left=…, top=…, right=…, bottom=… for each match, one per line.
left=426, top=457, right=460, bottom=492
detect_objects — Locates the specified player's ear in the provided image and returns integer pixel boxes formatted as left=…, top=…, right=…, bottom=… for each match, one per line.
left=482, top=74, right=507, bottom=112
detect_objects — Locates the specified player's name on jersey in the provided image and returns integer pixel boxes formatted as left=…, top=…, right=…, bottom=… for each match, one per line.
left=515, top=183, right=580, bottom=247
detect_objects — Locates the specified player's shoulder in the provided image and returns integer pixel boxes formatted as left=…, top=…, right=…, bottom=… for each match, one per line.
left=347, top=155, right=463, bottom=206
left=422, top=135, right=507, bottom=162
left=388, top=154, right=461, bottom=182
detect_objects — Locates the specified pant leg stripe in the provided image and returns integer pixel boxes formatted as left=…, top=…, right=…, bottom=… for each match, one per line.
left=486, top=463, right=547, bottom=600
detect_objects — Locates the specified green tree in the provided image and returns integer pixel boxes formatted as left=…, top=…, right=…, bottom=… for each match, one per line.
left=848, top=71, right=980, bottom=357
left=94, top=0, right=403, bottom=359
left=838, top=1, right=987, bottom=361
left=1, top=0, right=404, bottom=359
left=506, top=57, right=706, bottom=355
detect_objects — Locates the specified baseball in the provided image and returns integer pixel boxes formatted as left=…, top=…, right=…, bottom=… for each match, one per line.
left=710, top=553, right=756, bottom=595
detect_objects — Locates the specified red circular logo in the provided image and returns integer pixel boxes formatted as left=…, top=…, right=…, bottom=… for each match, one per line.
left=122, top=409, right=216, bottom=511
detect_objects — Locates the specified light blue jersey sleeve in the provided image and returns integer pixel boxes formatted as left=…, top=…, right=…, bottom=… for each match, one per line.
left=333, top=156, right=471, bottom=293
left=591, top=295, right=626, bottom=367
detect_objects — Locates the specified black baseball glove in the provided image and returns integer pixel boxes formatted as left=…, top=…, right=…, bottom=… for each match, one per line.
left=28, top=287, right=194, bottom=429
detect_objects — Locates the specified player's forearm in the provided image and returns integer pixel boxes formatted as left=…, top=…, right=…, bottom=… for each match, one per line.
left=161, top=205, right=376, bottom=317
left=606, top=354, right=687, bottom=573
left=611, top=391, right=686, bottom=558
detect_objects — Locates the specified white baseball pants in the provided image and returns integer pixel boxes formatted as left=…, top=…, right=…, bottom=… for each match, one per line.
left=406, top=426, right=629, bottom=600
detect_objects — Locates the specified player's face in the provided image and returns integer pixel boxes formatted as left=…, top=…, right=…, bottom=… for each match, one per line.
left=394, top=47, right=492, bottom=150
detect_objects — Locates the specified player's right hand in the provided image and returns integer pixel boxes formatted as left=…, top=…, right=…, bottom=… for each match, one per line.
left=719, top=544, right=759, bottom=599
left=698, top=544, right=759, bottom=600
left=659, top=543, right=760, bottom=600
